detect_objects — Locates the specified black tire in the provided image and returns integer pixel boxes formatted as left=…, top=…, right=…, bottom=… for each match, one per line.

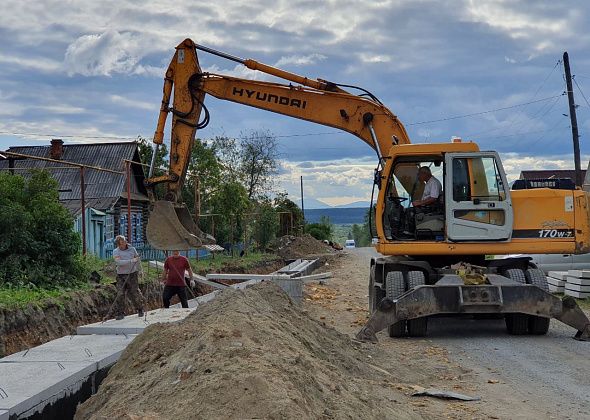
left=386, top=271, right=406, bottom=337
left=368, top=265, right=377, bottom=313
left=503, top=268, right=529, bottom=335
left=406, top=271, right=428, bottom=337
left=504, top=268, right=526, bottom=284
left=525, top=268, right=550, bottom=335
left=506, top=314, right=529, bottom=335
left=525, top=268, right=549, bottom=292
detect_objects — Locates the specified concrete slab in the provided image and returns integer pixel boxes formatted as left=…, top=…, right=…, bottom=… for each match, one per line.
left=548, top=271, right=569, bottom=280
left=548, top=284, right=565, bottom=293
left=0, top=361, right=96, bottom=417
left=566, top=276, right=590, bottom=286
left=567, top=269, right=590, bottom=279
left=565, top=283, right=590, bottom=293
left=170, top=290, right=220, bottom=309
left=77, top=307, right=195, bottom=335
left=547, top=277, right=566, bottom=287
left=0, top=334, right=136, bottom=370
left=0, top=410, right=7, bottom=420
left=564, top=288, right=590, bottom=299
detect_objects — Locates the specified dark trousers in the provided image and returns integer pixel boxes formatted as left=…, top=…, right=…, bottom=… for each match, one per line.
left=114, top=272, right=145, bottom=316
left=162, top=285, right=189, bottom=308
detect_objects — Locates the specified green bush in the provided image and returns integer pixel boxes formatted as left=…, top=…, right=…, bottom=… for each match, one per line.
left=0, top=170, right=84, bottom=287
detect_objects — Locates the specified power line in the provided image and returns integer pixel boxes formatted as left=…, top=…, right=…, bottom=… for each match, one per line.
left=573, top=76, right=590, bottom=109
left=406, top=94, right=564, bottom=126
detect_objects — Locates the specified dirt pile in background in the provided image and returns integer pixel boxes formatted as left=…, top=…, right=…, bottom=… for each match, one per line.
left=270, top=234, right=336, bottom=259
left=76, top=282, right=418, bottom=420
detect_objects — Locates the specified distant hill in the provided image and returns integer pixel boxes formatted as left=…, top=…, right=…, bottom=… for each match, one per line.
left=334, top=201, right=371, bottom=208
left=292, top=197, right=332, bottom=209
left=305, top=207, right=368, bottom=224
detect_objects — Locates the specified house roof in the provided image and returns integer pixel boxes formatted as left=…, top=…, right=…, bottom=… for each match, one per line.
left=0, top=141, right=148, bottom=212
left=520, top=169, right=587, bottom=181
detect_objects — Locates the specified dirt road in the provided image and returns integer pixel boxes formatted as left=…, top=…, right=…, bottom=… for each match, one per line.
left=304, top=248, right=590, bottom=420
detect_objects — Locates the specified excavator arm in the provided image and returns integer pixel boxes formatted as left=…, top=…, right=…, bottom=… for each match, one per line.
left=146, top=38, right=410, bottom=250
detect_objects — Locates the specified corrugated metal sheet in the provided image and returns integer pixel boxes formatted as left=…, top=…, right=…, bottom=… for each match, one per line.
left=0, top=141, right=148, bottom=211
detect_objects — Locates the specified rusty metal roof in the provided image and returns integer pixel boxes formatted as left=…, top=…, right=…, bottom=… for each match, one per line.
left=0, top=141, right=148, bottom=211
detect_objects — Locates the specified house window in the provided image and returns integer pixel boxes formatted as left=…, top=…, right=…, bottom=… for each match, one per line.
left=119, top=212, right=143, bottom=244
left=105, top=214, right=114, bottom=244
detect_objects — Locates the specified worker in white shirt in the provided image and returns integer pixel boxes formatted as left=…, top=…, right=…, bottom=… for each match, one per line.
left=412, top=166, right=442, bottom=208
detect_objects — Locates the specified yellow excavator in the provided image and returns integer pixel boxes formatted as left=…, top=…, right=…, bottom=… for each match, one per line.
left=145, top=39, right=590, bottom=340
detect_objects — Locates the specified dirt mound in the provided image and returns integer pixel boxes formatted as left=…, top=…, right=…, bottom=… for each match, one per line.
left=270, top=234, right=336, bottom=258
left=76, top=282, right=417, bottom=420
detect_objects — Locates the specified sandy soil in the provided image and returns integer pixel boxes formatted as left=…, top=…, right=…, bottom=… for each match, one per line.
left=76, top=282, right=421, bottom=420
left=305, top=248, right=590, bottom=420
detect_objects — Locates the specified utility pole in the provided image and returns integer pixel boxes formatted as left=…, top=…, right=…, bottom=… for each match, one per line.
left=563, top=52, right=582, bottom=187
left=300, top=176, right=305, bottom=224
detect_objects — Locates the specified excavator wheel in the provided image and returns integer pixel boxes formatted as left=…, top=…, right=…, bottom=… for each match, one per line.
left=525, top=268, right=551, bottom=335
left=504, top=268, right=529, bottom=335
left=406, top=271, right=428, bottom=337
left=386, top=271, right=406, bottom=337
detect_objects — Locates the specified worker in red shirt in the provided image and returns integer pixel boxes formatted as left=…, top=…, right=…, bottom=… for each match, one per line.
left=161, top=250, right=195, bottom=308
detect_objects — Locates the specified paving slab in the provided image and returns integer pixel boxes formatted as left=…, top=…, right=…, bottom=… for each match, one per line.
left=548, top=271, right=569, bottom=280
left=0, top=361, right=96, bottom=417
left=567, top=269, right=590, bottom=278
left=565, top=283, right=590, bottom=293
left=548, top=284, right=565, bottom=293
left=564, top=288, right=590, bottom=299
left=169, top=290, right=220, bottom=309
left=547, top=277, right=566, bottom=287
left=0, top=334, right=136, bottom=370
left=77, top=307, right=195, bottom=335
left=566, top=276, right=590, bottom=286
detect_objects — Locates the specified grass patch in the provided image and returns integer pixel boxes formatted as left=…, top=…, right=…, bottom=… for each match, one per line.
left=0, top=284, right=91, bottom=310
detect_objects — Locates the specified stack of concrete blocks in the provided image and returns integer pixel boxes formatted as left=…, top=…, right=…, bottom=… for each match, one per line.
left=547, top=271, right=568, bottom=293
left=565, top=270, right=590, bottom=298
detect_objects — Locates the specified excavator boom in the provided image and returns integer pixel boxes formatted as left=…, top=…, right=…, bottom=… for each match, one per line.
left=145, top=38, right=409, bottom=249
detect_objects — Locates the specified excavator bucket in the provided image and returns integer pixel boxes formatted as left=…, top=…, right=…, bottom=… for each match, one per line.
left=146, top=201, right=215, bottom=250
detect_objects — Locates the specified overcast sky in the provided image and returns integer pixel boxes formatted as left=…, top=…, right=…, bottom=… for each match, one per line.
left=1, top=1, right=589, bottom=206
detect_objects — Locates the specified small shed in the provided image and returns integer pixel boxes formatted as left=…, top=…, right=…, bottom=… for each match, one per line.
left=0, top=140, right=149, bottom=258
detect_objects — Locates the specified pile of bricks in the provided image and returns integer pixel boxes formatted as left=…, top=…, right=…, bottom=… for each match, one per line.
left=548, top=270, right=590, bottom=298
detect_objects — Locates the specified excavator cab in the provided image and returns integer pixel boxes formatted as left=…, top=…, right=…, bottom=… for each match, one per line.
left=382, top=147, right=514, bottom=243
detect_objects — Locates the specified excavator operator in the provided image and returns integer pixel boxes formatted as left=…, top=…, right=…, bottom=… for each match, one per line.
left=411, top=166, right=442, bottom=208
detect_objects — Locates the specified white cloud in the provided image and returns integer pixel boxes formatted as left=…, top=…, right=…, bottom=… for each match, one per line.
left=64, top=30, right=146, bottom=77
left=274, top=53, right=326, bottom=67
left=0, top=54, right=62, bottom=73
left=110, top=94, right=155, bottom=111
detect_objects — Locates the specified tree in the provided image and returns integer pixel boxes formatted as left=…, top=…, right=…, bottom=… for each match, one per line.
left=239, top=130, right=280, bottom=199
left=305, top=216, right=333, bottom=241
left=0, top=170, right=83, bottom=287
left=251, top=199, right=279, bottom=251
left=202, top=180, right=250, bottom=246
left=274, top=191, right=304, bottom=236
left=182, top=139, right=222, bottom=216
left=137, top=136, right=168, bottom=177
